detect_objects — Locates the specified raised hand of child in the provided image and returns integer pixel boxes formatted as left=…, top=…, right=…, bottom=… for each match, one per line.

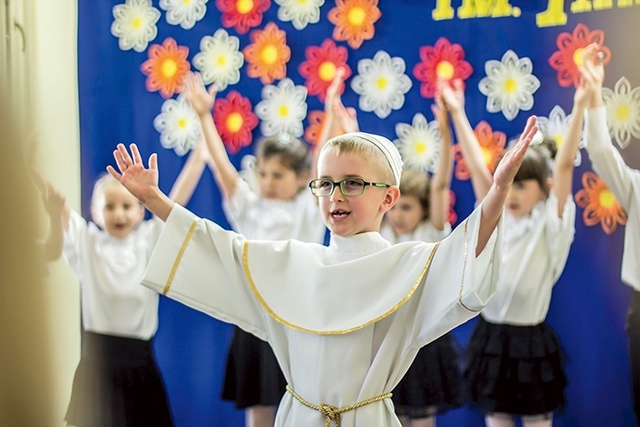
left=579, top=43, right=605, bottom=108
left=437, top=78, right=465, bottom=114
left=182, top=71, right=217, bottom=117
left=107, top=143, right=159, bottom=203
left=493, top=116, right=538, bottom=190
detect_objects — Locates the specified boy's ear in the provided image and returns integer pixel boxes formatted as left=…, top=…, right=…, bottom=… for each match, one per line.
left=380, top=185, right=401, bottom=213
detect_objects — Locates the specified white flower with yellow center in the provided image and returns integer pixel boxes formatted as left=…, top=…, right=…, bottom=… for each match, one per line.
left=478, top=49, right=540, bottom=121
left=351, top=50, right=412, bottom=119
left=394, top=113, right=441, bottom=173
left=110, top=0, right=161, bottom=52
left=193, top=29, right=244, bottom=90
left=536, top=105, right=583, bottom=166
left=159, top=0, right=208, bottom=30
left=255, top=78, right=308, bottom=137
left=602, top=76, right=640, bottom=149
left=153, top=94, right=200, bottom=156
left=275, top=0, right=324, bottom=30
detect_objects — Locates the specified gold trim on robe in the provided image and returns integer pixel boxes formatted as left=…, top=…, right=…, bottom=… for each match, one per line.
left=163, top=218, right=199, bottom=295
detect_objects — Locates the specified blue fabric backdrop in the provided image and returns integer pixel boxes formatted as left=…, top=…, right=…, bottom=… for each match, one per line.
left=77, top=1, right=640, bottom=425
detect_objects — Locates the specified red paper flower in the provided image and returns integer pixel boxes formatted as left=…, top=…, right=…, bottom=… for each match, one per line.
left=213, top=90, right=259, bottom=154
left=243, top=22, right=290, bottom=84
left=454, top=121, right=506, bottom=180
left=328, top=0, right=381, bottom=49
left=140, top=37, right=190, bottom=99
left=299, top=39, right=352, bottom=103
left=448, top=189, right=458, bottom=225
left=216, top=0, right=271, bottom=35
left=575, top=172, right=627, bottom=235
left=413, top=37, right=473, bottom=99
left=548, top=23, right=611, bottom=88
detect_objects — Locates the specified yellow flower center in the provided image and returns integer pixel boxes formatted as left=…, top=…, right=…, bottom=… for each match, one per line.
left=599, top=189, right=616, bottom=209
left=161, top=59, right=178, bottom=78
left=298, top=0, right=307, bottom=3
left=279, top=105, right=289, bottom=117
left=237, top=0, right=254, bottom=14
left=226, top=112, right=244, bottom=133
left=554, top=134, right=564, bottom=148
left=132, top=17, right=142, bottom=29
left=481, top=147, right=492, bottom=166
left=318, top=61, right=337, bottom=82
left=616, top=104, right=631, bottom=121
left=183, top=0, right=191, bottom=4
left=261, top=45, right=278, bottom=65
left=573, top=47, right=584, bottom=67
left=436, top=61, right=454, bottom=80
left=504, top=78, right=517, bottom=93
left=217, top=55, right=227, bottom=66
left=177, top=118, right=187, bottom=129
left=414, top=141, right=427, bottom=155
left=376, top=77, right=388, bottom=90
left=347, top=7, right=366, bottom=26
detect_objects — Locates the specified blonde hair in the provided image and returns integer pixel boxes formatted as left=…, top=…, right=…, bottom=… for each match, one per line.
left=90, top=173, right=142, bottom=226
left=321, top=134, right=395, bottom=184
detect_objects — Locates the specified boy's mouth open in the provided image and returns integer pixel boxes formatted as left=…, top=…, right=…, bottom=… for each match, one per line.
left=330, top=209, right=350, bottom=220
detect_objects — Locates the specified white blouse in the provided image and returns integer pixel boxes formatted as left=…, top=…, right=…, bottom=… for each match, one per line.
left=63, top=211, right=162, bottom=339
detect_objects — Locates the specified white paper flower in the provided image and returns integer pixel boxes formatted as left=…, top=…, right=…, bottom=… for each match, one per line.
left=193, top=29, right=244, bottom=90
left=394, top=113, right=441, bottom=173
left=351, top=50, right=412, bottom=119
left=110, top=0, right=160, bottom=52
left=537, top=105, right=583, bottom=166
left=275, top=0, right=324, bottom=30
left=159, top=0, right=208, bottom=30
left=153, top=94, right=200, bottom=156
left=478, top=50, right=540, bottom=121
left=602, top=76, right=640, bottom=149
left=256, top=78, right=308, bottom=137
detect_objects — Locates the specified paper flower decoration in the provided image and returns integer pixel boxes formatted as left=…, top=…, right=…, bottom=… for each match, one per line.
left=394, top=113, right=441, bottom=173
left=328, top=0, right=381, bottom=49
left=454, top=120, right=505, bottom=180
left=110, top=0, right=160, bottom=52
left=575, top=172, right=627, bottom=235
left=413, top=37, right=473, bottom=99
left=153, top=94, right=200, bottom=156
left=243, top=22, right=291, bottom=84
left=448, top=190, right=457, bottom=225
left=537, top=105, right=583, bottom=166
left=255, top=77, right=308, bottom=137
left=275, top=0, right=324, bottom=30
left=216, top=0, right=271, bottom=34
left=548, top=23, right=611, bottom=89
left=304, top=110, right=325, bottom=149
left=298, top=39, right=351, bottom=103
left=478, top=49, right=540, bottom=121
left=213, top=90, right=259, bottom=154
left=350, top=50, right=412, bottom=119
left=159, top=0, right=208, bottom=30
left=193, top=29, right=244, bottom=90
left=140, top=37, right=190, bottom=99
left=602, top=76, right=640, bottom=149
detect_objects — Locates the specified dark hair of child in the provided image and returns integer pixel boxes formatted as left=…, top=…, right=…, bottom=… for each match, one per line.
left=398, top=168, right=431, bottom=219
left=510, top=136, right=558, bottom=198
left=255, top=133, right=312, bottom=176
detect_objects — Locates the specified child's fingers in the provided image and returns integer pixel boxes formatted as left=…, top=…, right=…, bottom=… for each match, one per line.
left=113, top=145, right=128, bottom=172
left=106, top=165, right=122, bottom=180
left=117, top=142, right=134, bottom=166
left=130, top=143, right=143, bottom=165
left=149, top=152, right=158, bottom=170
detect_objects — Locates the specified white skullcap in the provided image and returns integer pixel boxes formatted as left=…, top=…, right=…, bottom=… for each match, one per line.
left=348, top=132, right=403, bottom=186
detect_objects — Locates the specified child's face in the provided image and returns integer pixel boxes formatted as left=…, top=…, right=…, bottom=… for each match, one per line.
left=257, top=156, right=306, bottom=201
left=505, top=179, right=545, bottom=217
left=385, top=194, right=426, bottom=236
left=98, top=185, right=145, bottom=239
left=317, top=147, right=396, bottom=237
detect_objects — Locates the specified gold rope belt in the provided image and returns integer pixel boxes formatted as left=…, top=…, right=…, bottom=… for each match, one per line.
left=285, top=385, right=392, bottom=427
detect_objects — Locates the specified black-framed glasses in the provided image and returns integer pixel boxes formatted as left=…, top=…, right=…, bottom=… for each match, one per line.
left=308, top=178, right=391, bottom=197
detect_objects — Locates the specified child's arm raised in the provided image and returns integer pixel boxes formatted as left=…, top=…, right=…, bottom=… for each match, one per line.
left=477, top=116, right=537, bottom=256
left=182, top=72, right=239, bottom=200
left=429, top=93, right=453, bottom=232
left=33, top=174, right=69, bottom=261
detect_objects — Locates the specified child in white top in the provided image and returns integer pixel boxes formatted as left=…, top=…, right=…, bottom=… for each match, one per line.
left=580, top=43, right=640, bottom=425
left=440, top=63, right=584, bottom=425
left=42, top=142, right=209, bottom=427
left=106, top=112, right=537, bottom=426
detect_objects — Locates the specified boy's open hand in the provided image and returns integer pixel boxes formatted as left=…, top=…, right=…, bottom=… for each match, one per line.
left=493, top=116, right=537, bottom=190
left=107, top=143, right=159, bottom=203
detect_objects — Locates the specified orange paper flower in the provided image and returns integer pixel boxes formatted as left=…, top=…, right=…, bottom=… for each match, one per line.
left=448, top=189, right=458, bottom=225
left=413, top=37, right=473, bottom=99
left=454, top=121, right=506, bottom=180
left=213, top=90, right=259, bottom=154
left=304, top=109, right=325, bottom=150
left=328, top=0, right=381, bottom=49
left=243, top=22, right=290, bottom=84
left=216, top=0, right=271, bottom=35
left=299, top=39, right=352, bottom=102
left=548, top=23, right=611, bottom=88
left=575, top=172, right=627, bottom=235
left=140, top=37, right=190, bottom=99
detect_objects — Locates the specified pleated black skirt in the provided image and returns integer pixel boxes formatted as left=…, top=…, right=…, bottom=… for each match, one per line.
left=64, top=331, right=173, bottom=427
left=392, top=332, right=462, bottom=418
left=463, top=316, right=567, bottom=416
left=221, top=327, right=287, bottom=409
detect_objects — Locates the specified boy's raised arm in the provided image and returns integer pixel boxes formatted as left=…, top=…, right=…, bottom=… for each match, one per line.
left=429, top=93, right=453, bottom=232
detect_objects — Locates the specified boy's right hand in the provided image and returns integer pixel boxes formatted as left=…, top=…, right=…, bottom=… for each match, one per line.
left=493, top=116, right=537, bottom=191
left=182, top=71, right=217, bottom=117
left=107, top=143, right=159, bottom=203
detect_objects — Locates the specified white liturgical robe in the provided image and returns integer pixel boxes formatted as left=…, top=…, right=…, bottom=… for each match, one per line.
left=142, top=204, right=501, bottom=426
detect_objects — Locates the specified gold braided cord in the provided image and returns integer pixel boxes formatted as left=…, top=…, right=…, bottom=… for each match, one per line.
left=163, top=218, right=199, bottom=295
left=457, top=219, right=481, bottom=313
left=286, top=385, right=392, bottom=427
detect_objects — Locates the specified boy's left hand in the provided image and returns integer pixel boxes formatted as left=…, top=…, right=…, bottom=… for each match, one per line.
left=493, top=116, right=537, bottom=190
